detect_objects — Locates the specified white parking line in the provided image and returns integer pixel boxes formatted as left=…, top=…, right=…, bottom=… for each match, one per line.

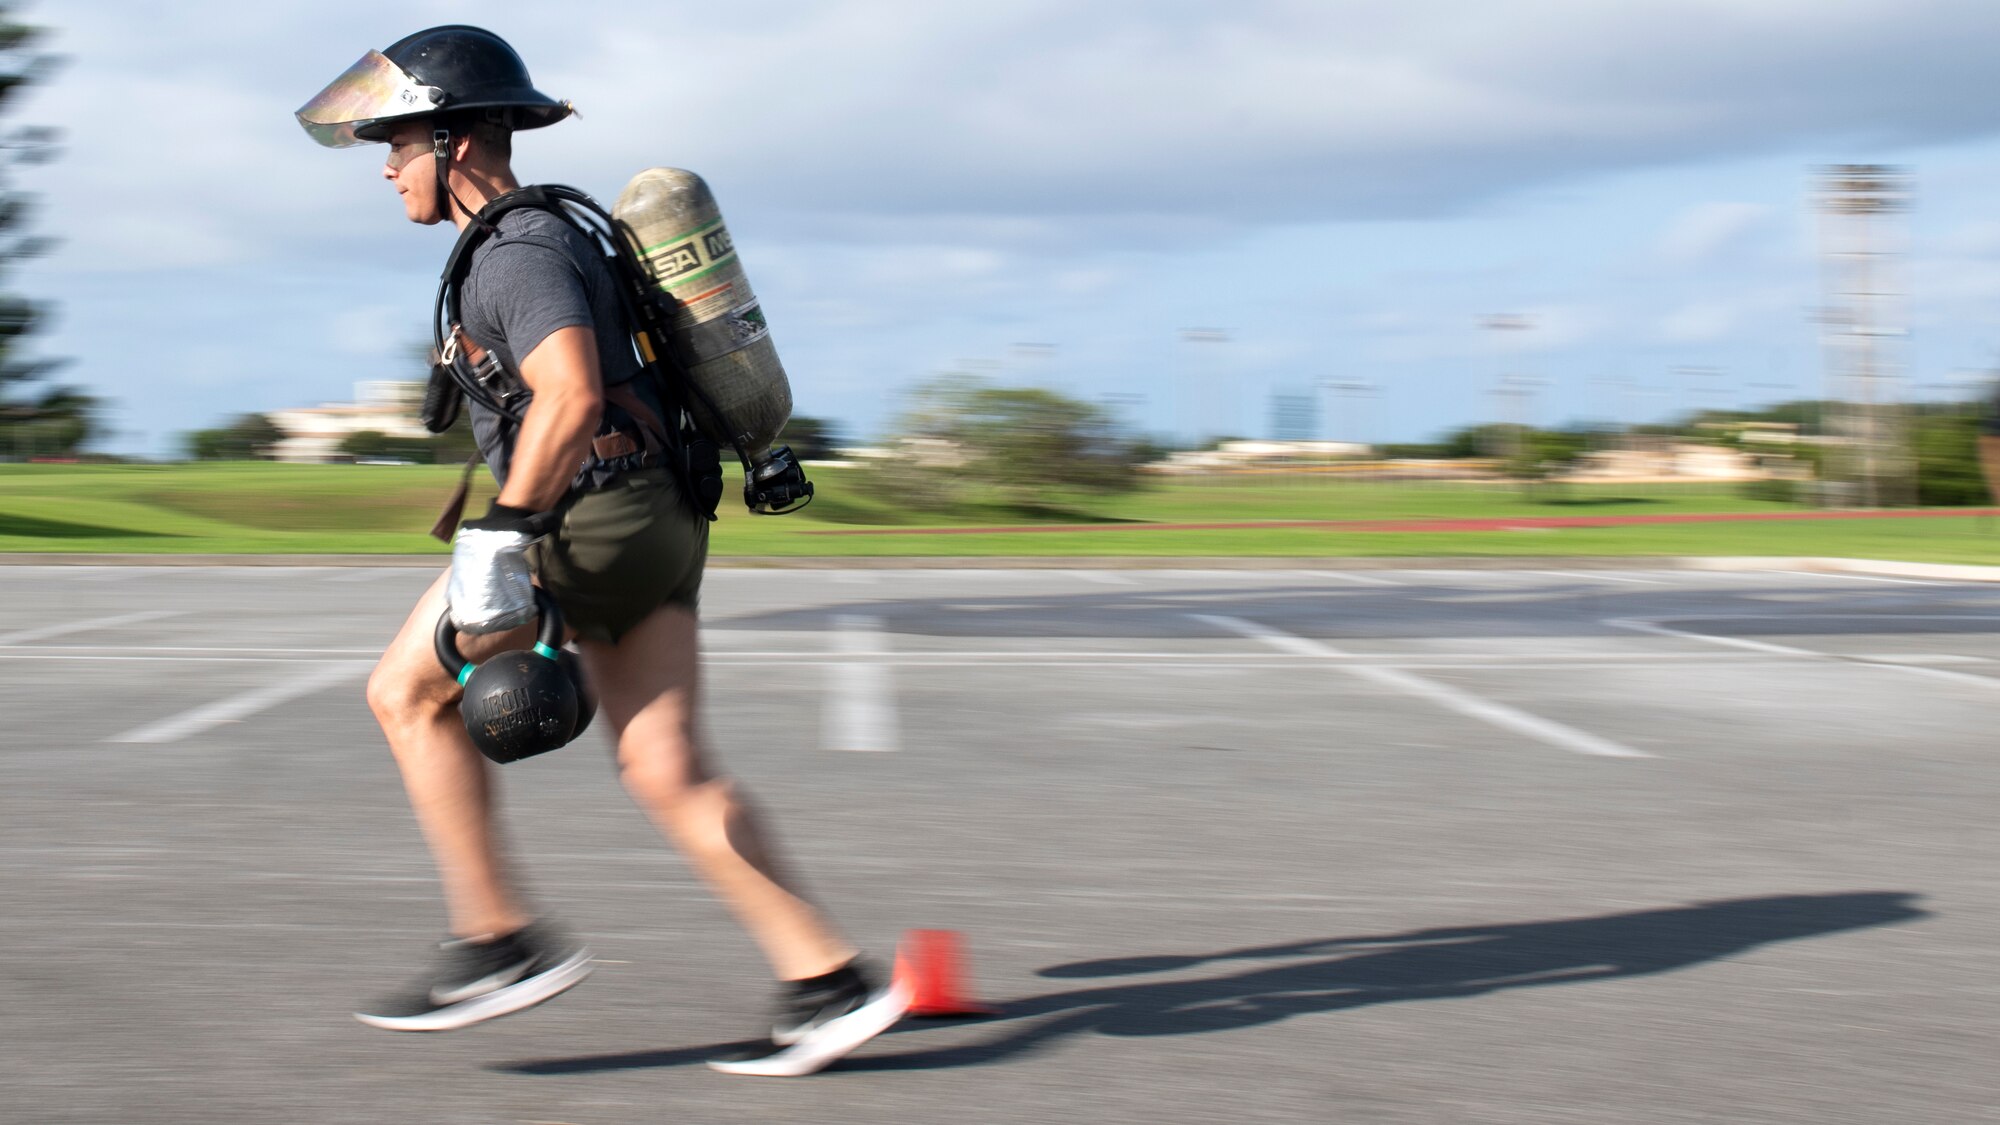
left=70, top=567, right=184, bottom=583
left=1295, top=571, right=1400, bottom=586
left=327, top=568, right=426, bottom=583
left=1072, top=571, right=1139, bottom=586
left=1856, top=653, right=1989, bottom=665
left=1606, top=614, right=2000, bottom=689
left=1532, top=571, right=1666, bottom=585
left=0, top=653, right=1836, bottom=674
left=832, top=571, right=878, bottom=585
left=1191, top=614, right=1651, bottom=759
left=722, top=659, right=1810, bottom=672
left=824, top=615, right=899, bottom=751
left=1610, top=618, right=1809, bottom=657
left=0, top=645, right=378, bottom=656
left=1422, top=592, right=1575, bottom=605
left=0, top=655, right=362, bottom=664
left=1343, top=665, right=1652, bottom=758
left=105, top=660, right=373, bottom=744
left=0, top=654, right=1847, bottom=673
left=1774, top=570, right=1946, bottom=587
left=0, top=610, right=186, bottom=646
left=1188, top=614, right=1349, bottom=657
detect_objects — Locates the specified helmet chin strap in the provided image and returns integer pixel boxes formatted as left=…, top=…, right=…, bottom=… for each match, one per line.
left=430, top=128, right=454, bottom=225
left=431, top=125, right=497, bottom=231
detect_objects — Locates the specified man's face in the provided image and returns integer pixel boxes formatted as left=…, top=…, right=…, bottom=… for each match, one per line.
left=381, top=125, right=440, bottom=225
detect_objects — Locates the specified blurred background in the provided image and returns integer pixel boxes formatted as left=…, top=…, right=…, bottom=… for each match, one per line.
left=7, top=0, right=2000, bottom=554
left=12, top=7, right=2000, bottom=1123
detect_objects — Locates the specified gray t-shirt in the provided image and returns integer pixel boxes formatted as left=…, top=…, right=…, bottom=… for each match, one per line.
left=456, top=206, right=659, bottom=488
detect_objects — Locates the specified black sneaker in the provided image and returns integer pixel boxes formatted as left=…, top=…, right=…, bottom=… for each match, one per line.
left=706, top=960, right=911, bottom=1077
left=353, top=923, right=593, bottom=1032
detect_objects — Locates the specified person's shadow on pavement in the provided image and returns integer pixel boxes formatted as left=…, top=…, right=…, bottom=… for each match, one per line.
left=494, top=891, right=1924, bottom=1075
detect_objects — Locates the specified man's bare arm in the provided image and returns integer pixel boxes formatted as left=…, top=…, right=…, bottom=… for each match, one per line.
left=499, top=325, right=604, bottom=513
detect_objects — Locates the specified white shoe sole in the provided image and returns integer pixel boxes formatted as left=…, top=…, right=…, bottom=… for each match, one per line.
left=706, top=979, right=913, bottom=1077
left=354, top=948, right=594, bottom=1032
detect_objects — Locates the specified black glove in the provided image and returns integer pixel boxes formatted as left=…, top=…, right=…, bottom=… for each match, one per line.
left=461, top=502, right=554, bottom=535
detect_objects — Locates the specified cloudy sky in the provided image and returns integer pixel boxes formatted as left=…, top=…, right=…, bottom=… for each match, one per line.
left=23, top=0, right=2000, bottom=455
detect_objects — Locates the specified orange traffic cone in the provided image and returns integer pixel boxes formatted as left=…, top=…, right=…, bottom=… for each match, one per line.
left=894, top=929, right=998, bottom=1018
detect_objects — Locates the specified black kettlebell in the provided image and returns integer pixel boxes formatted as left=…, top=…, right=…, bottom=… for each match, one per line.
left=554, top=647, right=596, bottom=741
left=434, top=587, right=582, bottom=763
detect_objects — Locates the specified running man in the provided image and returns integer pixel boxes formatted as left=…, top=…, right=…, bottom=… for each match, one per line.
left=296, top=25, right=907, bottom=1077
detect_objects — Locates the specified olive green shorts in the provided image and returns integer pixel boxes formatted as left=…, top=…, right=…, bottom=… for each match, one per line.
left=528, top=468, right=708, bottom=643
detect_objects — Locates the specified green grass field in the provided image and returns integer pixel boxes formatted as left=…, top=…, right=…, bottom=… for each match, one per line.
left=2, top=461, right=1997, bottom=563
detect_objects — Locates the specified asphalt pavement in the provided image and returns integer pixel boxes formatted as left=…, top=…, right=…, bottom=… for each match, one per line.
left=3, top=563, right=1996, bottom=1124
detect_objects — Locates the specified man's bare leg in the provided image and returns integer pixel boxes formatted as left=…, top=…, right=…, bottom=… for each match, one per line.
left=581, top=603, right=856, bottom=981
left=586, top=603, right=904, bottom=1075
left=355, top=571, right=593, bottom=1032
left=364, top=571, right=533, bottom=939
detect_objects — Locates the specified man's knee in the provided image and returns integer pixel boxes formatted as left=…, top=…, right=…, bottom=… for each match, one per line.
left=616, top=742, right=704, bottom=806
left=653, top=778, right=754, bottom=862
left=366, top=654, right=453, bottom=730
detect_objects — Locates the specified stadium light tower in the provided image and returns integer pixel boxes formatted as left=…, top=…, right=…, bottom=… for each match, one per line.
left=1319, top=379, right=1377, bottom=446
left=1481, top=314, right=1534, bottom=461
left=1816, top=164, right=1913, bottom=507
left=1178, top=327, right=1231, bottom=446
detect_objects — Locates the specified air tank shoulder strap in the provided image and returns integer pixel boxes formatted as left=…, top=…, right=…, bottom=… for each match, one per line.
left=437, top=187, right=555, bottom=307
left=432, top=189, right=562, bottom=423
left=429, top=185, right=709, bottom=514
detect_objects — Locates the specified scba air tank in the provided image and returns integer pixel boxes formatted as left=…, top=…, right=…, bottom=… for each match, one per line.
left=614, top=168, right=810, bottom=513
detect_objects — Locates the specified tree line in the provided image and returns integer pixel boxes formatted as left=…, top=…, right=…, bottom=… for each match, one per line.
left=182, top=410, right=851, bottom=466
left=0, top=8, right=100, bottom=460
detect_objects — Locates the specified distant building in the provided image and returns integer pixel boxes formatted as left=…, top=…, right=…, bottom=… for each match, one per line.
left=1268, top=389, right=1319, bottom=441
left=1152, top=440, right=1371, bottom=473
left=267, top=381, right=429, bottom=463
left=1565, top=443, right=1782, bottom=483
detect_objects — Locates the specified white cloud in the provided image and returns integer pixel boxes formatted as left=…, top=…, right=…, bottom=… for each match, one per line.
left=1658, top=300, right=1741, bottom=344
left=1052, top=266, right=1127, bottom=297
left=1518, top=305, right=1603, bottom=351
left=1657, top=202, right=1773, bottom=266
left=33, top=0, right=2000, bottom=273
left=1908, top=257, right=2000, bottom=324
left=327, top=304, right=410, bottom=357
left=618, top=0, right=2000, bottom=227
left=1653, top=284, right=1808, bottom=344
left=1928, top=219, right=2000, bottom=259
left=1468, top=306, right=1603, bottom=354
left=30, top=1, right=2000, bottom=452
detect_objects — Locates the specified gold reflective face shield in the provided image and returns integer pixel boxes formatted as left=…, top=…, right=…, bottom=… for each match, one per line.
left=295, top=50, right=444, bottom=147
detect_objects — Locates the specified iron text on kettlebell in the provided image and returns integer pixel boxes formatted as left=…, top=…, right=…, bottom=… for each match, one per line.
left=434, top=587, right=594, bottom=763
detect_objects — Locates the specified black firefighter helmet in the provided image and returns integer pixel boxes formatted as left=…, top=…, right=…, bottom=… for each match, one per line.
left=296, top=25, right=570, bottom=148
